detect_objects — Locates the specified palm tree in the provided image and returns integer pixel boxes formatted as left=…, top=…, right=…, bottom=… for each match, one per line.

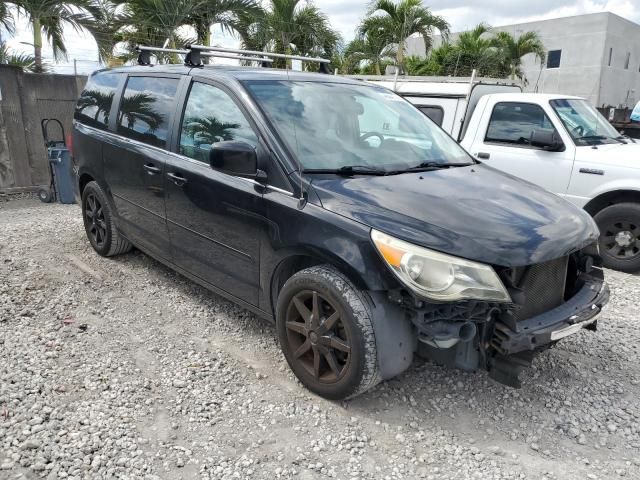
left=344, top=25, right=395, bottom=75
left=0, top=41, right=45, bottom=71
left=238, top=0, right=340, bottom=68
left=490, top=30, right=546, bottom=80
left=183, top=116, right=240, bottom=143
left=360, top=0, right=449, bottom=69
left=79, top=0, right=129, bottom=65
left=119, top=0, right=198, bottom=59
left=1, top=2, right=15, bottom=38
left=456, top=23, right=492, bottom=55
left=11, top=0, right=93, bottom=72
left=187, top=0, right=262, bottom=47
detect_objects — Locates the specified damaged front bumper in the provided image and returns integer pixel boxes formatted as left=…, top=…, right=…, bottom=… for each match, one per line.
left=491, top=270, right=609, bottom=356
left=408, top=267, right=609, bottom=388
left=487, top=269, right=609, bottom=387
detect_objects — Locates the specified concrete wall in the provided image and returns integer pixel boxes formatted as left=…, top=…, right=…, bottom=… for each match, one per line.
left=405, top=12, right=640, bottom=108
left=504, top=13, right=610, bottom=105
left=597, top=14, right=640, bottom=107
left=0, top=66, right=86, bottom=192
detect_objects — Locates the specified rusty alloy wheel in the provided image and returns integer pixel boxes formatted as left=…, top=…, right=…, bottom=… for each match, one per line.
left=284, top=290, right=352, bottom=383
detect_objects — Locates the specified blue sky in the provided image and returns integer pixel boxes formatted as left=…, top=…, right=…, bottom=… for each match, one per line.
left=2, top=0, right=639, bottom=74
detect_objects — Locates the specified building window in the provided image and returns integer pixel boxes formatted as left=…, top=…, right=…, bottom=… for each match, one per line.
left=547, top=50, right=561, bottom=69
left=608, top=47, right=613, bottom=66
left=625, top=52, right=631, bottom=70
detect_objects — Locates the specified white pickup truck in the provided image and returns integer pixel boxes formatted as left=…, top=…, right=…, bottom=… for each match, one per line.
left=360, top=76, right=640, bottom=273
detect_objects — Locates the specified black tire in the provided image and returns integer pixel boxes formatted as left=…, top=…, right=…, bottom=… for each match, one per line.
left=38, top=188, right=53, bottom=203
left=276, top=265, right=380, bottom=400
left=594, top=202, right=640, bottom=273
left=81, top=181, right=132, bottom=257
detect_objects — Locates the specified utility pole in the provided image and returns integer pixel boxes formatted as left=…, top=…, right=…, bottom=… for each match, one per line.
left=73, top=59, right=77, bottom=76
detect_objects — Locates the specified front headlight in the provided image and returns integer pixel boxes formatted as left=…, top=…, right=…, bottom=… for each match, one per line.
left=371, top=229, right=511, bottom=302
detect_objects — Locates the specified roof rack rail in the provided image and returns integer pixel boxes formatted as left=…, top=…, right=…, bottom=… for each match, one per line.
left=187, top=45, right=332, bottom=74
left=135, top=45, right=273, bottom=67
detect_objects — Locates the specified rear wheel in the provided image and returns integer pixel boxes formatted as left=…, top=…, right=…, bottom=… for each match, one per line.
left=276, top=265, right=380, bottom=400
left=594, top=202, right=640, bottom=273
left=82, top=181, right=132, bottom=257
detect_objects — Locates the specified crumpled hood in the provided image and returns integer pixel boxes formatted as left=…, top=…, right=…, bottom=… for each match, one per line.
left=311, top=164, right=599, bottom=267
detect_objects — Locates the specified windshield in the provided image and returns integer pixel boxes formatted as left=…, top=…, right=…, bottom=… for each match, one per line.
left=243, top=80, right=473, bottom=172
left=550, top=99, right=622, bottom=146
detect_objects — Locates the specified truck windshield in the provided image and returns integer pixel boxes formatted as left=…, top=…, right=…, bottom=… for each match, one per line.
left=550, top=99, right=623, bottom=146
left=243, top=80, right=473, bottom=172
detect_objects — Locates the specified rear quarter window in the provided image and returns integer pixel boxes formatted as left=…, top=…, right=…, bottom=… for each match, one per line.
left=74, top=72, right=122, bottom=130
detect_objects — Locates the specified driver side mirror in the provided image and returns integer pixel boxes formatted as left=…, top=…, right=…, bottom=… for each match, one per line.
left=530, top=129, right=565, bottom=152
left=209, top=141, right=267, bottom=182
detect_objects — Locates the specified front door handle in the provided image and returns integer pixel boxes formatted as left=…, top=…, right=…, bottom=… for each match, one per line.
left=476, top=152, right=490, bottom=159
left=143, top=163, right=161, bottom=175
left=167, top=172, right=188, bottom=187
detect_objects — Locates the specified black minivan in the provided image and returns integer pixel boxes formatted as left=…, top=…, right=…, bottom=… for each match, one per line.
left=72, top=62, right=609, bottom=399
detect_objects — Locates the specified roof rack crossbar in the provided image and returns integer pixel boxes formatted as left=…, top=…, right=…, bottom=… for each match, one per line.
left=187, top=44, right=330, bottom=64
left=136, top=45, right=273, bottom=66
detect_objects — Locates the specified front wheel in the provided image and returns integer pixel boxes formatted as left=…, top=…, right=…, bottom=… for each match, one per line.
left=276, top=265, right=380, bottom=400
left=594, top=202, right=640, bottom=273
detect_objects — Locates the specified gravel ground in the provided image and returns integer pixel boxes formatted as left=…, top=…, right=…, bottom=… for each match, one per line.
left=1, top=197, right=639, bottom=480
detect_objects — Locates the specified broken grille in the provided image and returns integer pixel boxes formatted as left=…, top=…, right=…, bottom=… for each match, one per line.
left=511, top=256, right=569, bottom=322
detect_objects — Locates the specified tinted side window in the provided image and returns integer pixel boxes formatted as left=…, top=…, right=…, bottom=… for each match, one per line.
left=179, top=82, right=258, bottom=163
left=485, top=102, right=555, bottom=146
left=117, top=76, right=179, bottom=148
left=418, top=106, right=444, bottom=126
left=74, top=72, right=121, bottom=130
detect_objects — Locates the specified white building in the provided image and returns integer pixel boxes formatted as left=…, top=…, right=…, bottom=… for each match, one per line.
left=405, top=12, right=640, bottom=108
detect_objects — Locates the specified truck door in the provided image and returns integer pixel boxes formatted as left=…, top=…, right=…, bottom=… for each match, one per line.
left=467, top=100, right=576, bottom=196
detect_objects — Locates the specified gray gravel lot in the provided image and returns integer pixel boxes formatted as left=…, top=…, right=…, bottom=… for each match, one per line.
left=1, top=197, right=639, bottom=480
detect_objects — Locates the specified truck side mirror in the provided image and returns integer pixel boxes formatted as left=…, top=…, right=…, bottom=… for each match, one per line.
left=530, top=129, right=565, bottom=152
left=209, top=141, right=267, bottom=182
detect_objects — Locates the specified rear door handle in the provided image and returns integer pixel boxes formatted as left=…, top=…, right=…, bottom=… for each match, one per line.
left=476, top=152, right=490, bottom=159
left=143, top=163, right=161, bottom=175
left=167, top=172, right=188, bottom=187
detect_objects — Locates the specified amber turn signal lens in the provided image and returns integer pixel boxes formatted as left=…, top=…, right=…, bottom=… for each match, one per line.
left=373, top=240, right=405, bottom=268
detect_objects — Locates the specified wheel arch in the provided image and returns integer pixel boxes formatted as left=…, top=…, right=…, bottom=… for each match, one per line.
left=269, top=250, right=380, bottom=319
left=583, top=189, right=640, bottom=216
left=78, top=172, right=95, bottom=196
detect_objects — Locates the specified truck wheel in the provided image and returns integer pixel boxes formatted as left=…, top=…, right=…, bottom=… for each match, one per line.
left=276, top=265, right=381, bottom=400
left=594, top=202, right=640, bottom=273
left=81, top=181, right=132, bottom=257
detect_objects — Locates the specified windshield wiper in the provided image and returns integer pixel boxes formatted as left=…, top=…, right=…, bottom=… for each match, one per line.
left=303, top=165, right=388, bottom=176
left=615, top=135, right=633, bottom=144
left=386, top=161, right=475, bottom=175
left=580, top=135, right=626, bottom=144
